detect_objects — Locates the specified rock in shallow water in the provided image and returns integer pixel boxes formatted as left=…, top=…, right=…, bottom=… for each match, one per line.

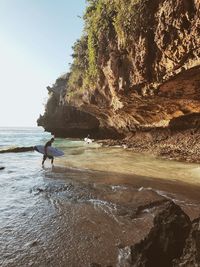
left=0, top=146, right=34, bottom=153
left=91, top=201, right=200, bottom=267
left=111, top=200, right=200, bottom=267
left=130, top=201, right=191, bottom=267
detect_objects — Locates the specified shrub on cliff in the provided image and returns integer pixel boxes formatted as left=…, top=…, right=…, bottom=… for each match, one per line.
left=66, top=35, right=88, bottom=101
left=114, top=0, right=150, bottom=46
left=66, top=0, right=151, bottom=103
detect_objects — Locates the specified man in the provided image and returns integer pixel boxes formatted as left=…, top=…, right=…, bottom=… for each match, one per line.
left=42, top=137, right=55, bottom=166
left=84, top=134, right=93, bottom=144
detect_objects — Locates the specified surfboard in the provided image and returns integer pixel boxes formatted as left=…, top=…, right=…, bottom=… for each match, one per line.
left=34, top=145, right=64, bottom=157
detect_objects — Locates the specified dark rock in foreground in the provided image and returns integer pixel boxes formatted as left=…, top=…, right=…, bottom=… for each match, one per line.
left=130, top=201, right=191, bottom=267
left=173, top=217, right=200, bottom=267
left=111, top=201, right=200, bottom=267
left=91, top=201, right=200, bottom=266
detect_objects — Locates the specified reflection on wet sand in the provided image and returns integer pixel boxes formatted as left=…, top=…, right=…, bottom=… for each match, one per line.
left=4, top=166, right=199, bottom=267
left=1, top=154, right=200, bottom=266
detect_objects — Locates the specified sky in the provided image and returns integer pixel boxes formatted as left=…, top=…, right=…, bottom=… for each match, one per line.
left=0, top=0, right=86, bottom=127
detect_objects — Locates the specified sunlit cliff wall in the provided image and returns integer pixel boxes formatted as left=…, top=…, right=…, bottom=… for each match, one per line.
left=38, top=0, right=200, bottom=138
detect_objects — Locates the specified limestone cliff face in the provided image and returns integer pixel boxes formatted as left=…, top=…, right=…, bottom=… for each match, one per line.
left=37, top=75, right=120, bottom=138
left=38, top=0, right=200, bottom=138
left=37, top=76, right=100, bottom=137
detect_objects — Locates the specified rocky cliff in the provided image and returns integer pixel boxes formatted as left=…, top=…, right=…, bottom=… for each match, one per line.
left=38, top=0, right=200, bottom=149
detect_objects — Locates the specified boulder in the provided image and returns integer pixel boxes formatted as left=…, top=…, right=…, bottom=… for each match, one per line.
left=173, top=217, right=200, bottom=266
left=130, top=201, right=191, bottom=267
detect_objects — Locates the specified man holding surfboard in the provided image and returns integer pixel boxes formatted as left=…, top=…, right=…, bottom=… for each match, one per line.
left=42, top=137, right=55, bottom=166
left=34, top=137, right=64, bottom=165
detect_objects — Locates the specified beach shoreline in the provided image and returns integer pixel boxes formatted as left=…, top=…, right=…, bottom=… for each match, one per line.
left=98, top=127, right=200, bottom=164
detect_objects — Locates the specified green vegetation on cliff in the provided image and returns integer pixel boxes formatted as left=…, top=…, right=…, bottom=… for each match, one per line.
left=67, top=35, right=88, bottom=100
left=66, top=0, right=149, bottom=102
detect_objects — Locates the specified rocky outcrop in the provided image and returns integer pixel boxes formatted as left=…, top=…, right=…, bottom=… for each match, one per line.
left=37, top=75, right=123, bottom=138
left=118, top=201, right=200, bottom=267
left=130, top=201, right=191, bottom=267
left=100, top=111, right=200, bottom=163
left=38, top=104, right=101, bottom=138
left=0, top=146, right=34, bottom=153
left=91, top=200, right=200, bottom=267
left=38, top=0, right=200, bottom=154
left=173, top=217, right=200, bottom=266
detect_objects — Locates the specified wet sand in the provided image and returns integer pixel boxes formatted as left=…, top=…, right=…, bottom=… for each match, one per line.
left=4, top=166, right=198, bottom=267
left=53, top=165, right=200, bottom=219
left=1, top=165, right=200, bottom=266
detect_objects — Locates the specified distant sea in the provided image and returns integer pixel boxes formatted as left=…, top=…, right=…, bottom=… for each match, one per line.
left=0, top=127, right=51, bottom=148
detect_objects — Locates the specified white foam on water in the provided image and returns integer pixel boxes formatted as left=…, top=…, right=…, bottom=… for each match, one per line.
left=117, top=246, right=132, bottom=267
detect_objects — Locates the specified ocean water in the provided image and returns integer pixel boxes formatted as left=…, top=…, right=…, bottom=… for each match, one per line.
left=1, top=127, right=200, bottom=183
left=1, top=127, right=200, bottom=267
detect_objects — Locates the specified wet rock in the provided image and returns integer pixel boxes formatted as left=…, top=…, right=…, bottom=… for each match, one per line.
left=25, top=240, right=39, bottom=248
left=118, top=246, right=132, bottom=267
left=0, top=146, right=34, bottom=153
left=104, top=124, right=200, bottom=163
left=36, top=188, right=45, bottom=193
left=30, top=240, right=38, bottom=247
left=130, top=201, right=191, bottom=267
left=173, top=217, right=200, bottom=266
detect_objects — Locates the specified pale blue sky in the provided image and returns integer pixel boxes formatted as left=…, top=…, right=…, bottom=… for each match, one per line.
left=0, top=0, right=86, bottom=126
